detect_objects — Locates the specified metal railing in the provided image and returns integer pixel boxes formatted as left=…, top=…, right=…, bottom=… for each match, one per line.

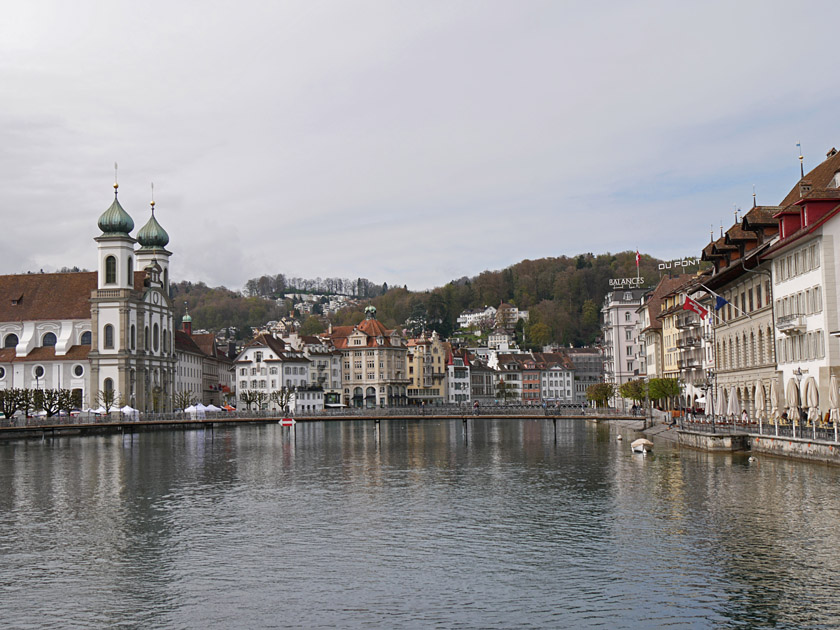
left=682, top=416, right=839, bottom=443
left=0, top=403, right=633, bottom=429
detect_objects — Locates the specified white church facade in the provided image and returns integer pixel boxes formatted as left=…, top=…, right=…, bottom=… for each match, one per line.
left=0, top=181, right=176, bottom=412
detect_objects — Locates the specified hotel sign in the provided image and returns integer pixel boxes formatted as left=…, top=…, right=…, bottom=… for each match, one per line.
left=609, top=277, right=645, bottom=287
left=658, top=257, right=700, bottom=270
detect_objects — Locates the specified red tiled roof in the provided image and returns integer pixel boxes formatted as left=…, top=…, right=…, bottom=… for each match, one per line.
left=0, top=272, right=96, bottom=321
left=0, top=345, right=91, bottom=363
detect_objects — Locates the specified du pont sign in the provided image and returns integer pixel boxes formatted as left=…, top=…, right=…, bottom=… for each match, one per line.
left=658, top=257, right=700, bottom=270
left=609, top=277, right=645, bottom=287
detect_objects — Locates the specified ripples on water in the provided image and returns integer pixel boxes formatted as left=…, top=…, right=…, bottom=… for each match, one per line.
left=1, top=419, right=839, bottom=629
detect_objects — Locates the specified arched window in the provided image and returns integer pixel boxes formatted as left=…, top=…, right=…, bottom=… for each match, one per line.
left=42, top=332, right=57, bottom=347
left=144, top=326, right=150, bottom=351
left=4, top=334, right=18, bottom=348
left=104, top=324, right=114, bottom=349
left=104, top=378, right=113, bottom=394
left=153, top=323, right=159, bottom=352
left=81, top=331, right=92, bottom=345
left=164, top=268, right=168, bottom=291
left=162, top=329, right=168, bottom=355
left=105, top=256, right=117, bottom=284
left=130, top=325, right=136, bottom=350
left=127, top=257, right=133, bottom=286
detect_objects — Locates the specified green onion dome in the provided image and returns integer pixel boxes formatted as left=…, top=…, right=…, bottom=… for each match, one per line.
left=136, top=201, right=169, bottom=249
left=98, top=183, right=135, bottom=235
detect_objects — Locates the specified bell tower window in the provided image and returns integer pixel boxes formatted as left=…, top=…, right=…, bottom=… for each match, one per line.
left=104, top=324, right=114, bottom=349
left=105, top=256, right=117, bottom=284
left=127, top=257, right=133, bottom=286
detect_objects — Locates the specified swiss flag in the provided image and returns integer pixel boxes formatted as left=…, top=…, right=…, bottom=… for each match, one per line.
left=635, top=250, right=641, bottom=267
left=683, top=296, right=708, bottom=320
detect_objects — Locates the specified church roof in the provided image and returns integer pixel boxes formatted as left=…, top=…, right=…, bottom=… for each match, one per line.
left=0, top=272, right=97, bottom=321
left=136, top=204, right=170, bottom=249
left=97, top=187, right=135, bottom=236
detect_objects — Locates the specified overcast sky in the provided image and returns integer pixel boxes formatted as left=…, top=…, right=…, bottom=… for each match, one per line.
left=2, top=1, right=839, bottom=292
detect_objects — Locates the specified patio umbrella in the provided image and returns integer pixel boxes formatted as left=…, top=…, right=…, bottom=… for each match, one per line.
left=714, top=388, right=727, bottom=418
left=829, top=374, right=839, bottom=442
left=727, top=386, right=740, bottom=421
left=769, top=377, right=781, bottom=436
left=804, top=376, right=820, bottom=426
left=754, top=380, right=767, bottom=433
left=785, top=378, right=800, bottom=437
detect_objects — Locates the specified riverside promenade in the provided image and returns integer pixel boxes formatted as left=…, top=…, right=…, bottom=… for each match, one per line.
left=0, top=406, right=637, bottom=442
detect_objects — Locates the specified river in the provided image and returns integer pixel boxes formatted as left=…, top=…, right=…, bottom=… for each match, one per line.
left=1, top=419, right=838, bottom=628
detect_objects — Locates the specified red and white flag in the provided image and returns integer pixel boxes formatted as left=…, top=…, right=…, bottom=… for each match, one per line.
left=635, top=250, right=641, bottom=267
left=683, top=296, right=708, bottom=319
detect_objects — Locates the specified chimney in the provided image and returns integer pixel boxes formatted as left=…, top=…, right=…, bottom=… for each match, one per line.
left=827, top=148, right=838, bottom=158
left=799, top=179, right=812, bottom=198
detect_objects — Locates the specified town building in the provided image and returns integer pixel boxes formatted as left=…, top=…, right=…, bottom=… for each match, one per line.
left=763, top=148, right=840, bottom=411
left=601, top=288, right=646, bottom=395
left=325, top=306, right=409, bottom=407
left=446, top=349, right=471, bottom=405
left=456, top=306, right=497, bottom=330
left=565, top=347, right=604, bottom=404
left=406, top=331, right=447, bottom=405
left=701, top=206, right=778, bottom=418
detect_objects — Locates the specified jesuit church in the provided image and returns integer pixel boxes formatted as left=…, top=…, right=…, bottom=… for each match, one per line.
left=0, top=181, right=176, bottom=411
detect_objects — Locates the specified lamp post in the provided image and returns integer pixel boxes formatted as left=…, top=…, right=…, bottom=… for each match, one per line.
left=706, top=369, right=716, bottom=434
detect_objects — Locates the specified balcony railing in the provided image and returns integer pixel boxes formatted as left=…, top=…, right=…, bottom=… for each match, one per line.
left=676, top=315, right=701, bottom=329
left=676, top=336, right=700, bottom=349
left=677, top=358, right=702, bottom=369
left=777, top=314, right=806, bottom=334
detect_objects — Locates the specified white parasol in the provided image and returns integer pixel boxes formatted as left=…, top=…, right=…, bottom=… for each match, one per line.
left=727, top=386, right=741, bottom=420
left=769, top=377, right=781, bottom=436
left=804, top=376, right=820, bottom=426
left=715, top=388, right=727, bottom=418
left=829, top=374, right=839, bottom=443
left=786, top=377, right=800, bottom=437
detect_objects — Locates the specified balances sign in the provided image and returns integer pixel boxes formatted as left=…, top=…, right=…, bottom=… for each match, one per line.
left=609, top=277, right=645, bottom=287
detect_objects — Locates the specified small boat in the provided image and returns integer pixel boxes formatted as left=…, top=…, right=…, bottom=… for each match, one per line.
left=631, top=438, right=653, bottom=454
left=616, top=434, right=623, bottom=441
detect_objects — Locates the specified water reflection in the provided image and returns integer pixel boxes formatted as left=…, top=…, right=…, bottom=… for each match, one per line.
left=1, top=419, right=838, bottom=629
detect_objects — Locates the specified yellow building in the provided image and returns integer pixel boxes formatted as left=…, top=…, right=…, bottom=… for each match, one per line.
left=406, top=331, right=447, bottom=405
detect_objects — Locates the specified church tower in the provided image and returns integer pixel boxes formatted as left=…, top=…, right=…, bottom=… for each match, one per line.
left=89, top=179, right=176, bottom=413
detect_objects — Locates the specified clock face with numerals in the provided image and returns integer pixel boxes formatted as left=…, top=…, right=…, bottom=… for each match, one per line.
left=153, top=292, right=159, bottom=304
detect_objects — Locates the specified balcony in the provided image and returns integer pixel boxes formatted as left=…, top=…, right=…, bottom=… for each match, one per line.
left=676, top=335, right=700, bottom=349
left=675, top=315, right=701, bottom=330
left=677, top=358, right=702, bottom=370
left=777, top=314, right=806, bottom=334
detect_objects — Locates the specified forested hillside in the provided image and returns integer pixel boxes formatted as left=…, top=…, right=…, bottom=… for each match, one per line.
left=171, top=251, right=704, bottom=346
left=334, top=251, right=688, bottom=346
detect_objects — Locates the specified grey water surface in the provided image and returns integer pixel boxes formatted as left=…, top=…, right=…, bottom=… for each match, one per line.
left=1, top=419, right=839, bottom=629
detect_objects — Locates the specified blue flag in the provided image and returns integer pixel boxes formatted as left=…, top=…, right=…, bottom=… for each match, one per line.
left=715, top=296, right=728, bottom=311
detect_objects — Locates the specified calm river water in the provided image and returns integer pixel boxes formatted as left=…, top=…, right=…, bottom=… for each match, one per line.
left=2, top=419, right=839, bottom=629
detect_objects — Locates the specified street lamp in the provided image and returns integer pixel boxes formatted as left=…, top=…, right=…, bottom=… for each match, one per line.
left=706, top=369, right=716, bottom=434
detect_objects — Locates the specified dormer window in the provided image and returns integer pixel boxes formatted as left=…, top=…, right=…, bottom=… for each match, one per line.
left=831, top=170, right=840, bottom=189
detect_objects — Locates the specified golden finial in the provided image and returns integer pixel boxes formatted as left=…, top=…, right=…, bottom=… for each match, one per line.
left=797, top=142, right=804, bottom=178
left=113, top=161, right=119, bottom=193
left=150, top=182, right=155, bottom=213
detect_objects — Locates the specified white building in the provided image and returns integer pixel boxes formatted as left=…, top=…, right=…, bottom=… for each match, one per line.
left=601, top=288, right=646, bottom=390
left=446, top=350, right=471, bottom=404
left=0, top=182, right=176, bottom=412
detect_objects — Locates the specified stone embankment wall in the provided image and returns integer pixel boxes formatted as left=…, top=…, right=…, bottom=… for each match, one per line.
left=677, top=430, right=840, bottom=465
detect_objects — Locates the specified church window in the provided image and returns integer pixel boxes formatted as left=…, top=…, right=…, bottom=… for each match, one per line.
left=130, top=325, right=136, bottom=350
left=4, top=334, right=18, bottom=348
left=105, top=256, right=117, bottom=284
left=145, top=326, right=150, bottom=351
left=127, top=257, right=133, bottom=286
left=153, top=323, right=159, bottom=352
left=162, top=329, right=168, bottom=354
left=81, top=331, right=92, bottom=345
left=73, top=365, right=84, bottom=377
left=42, top=332, right=57, bottom=347
left=104, top=378, right=114, bottom=394
left=34, top=365, right=45, bottom=379
left=104, top=325, right=114, bottom=349
left=0, top=367, right=4, bottom=379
